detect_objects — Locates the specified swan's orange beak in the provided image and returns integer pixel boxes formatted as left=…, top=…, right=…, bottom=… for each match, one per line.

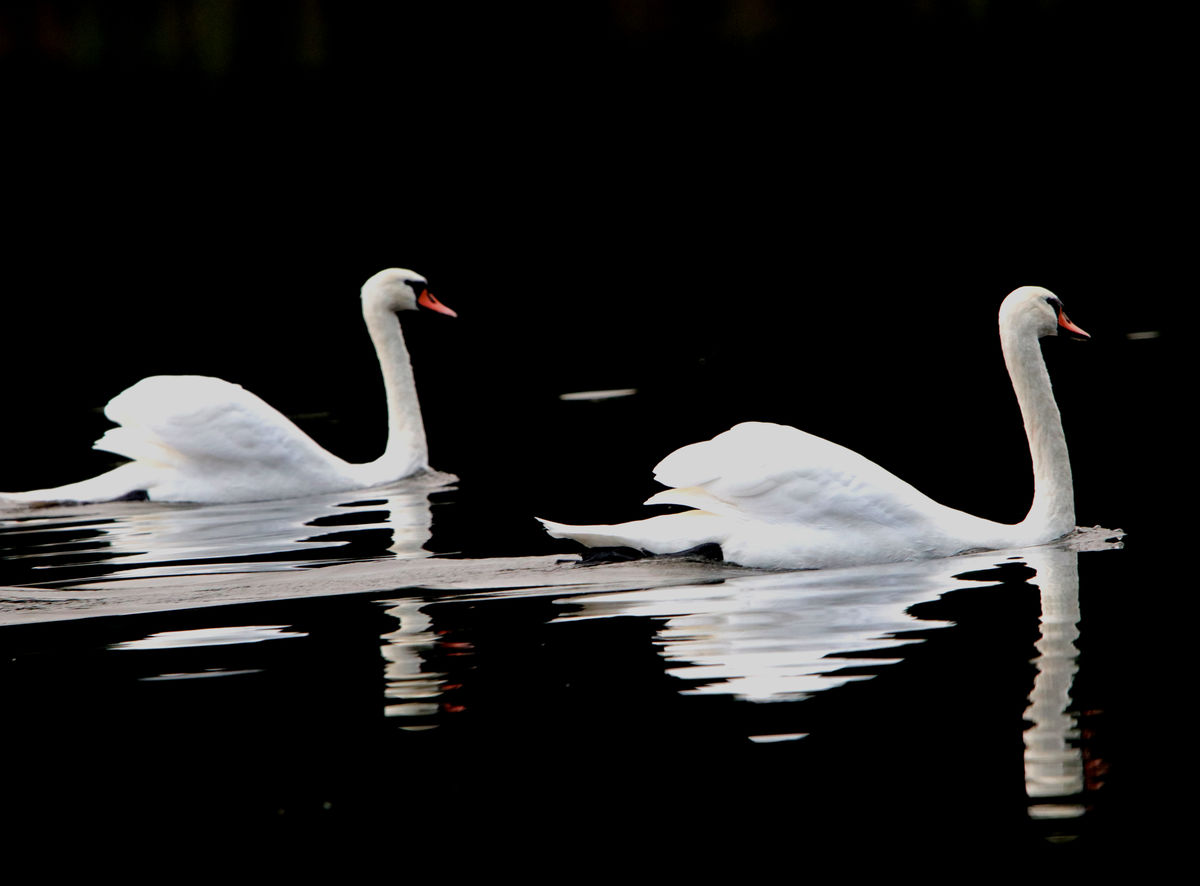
left=418, top=289, right=457, bottom=317
left=1057, top=308, right=1089, bottom=340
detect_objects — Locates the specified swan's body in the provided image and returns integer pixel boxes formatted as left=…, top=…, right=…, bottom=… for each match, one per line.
left=540, top=286, right=1089, bottom=570
left=1, top=268, right=455, bottom=505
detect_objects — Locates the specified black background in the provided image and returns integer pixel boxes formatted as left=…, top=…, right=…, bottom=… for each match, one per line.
left=1, top=1, right=1182, bottom=552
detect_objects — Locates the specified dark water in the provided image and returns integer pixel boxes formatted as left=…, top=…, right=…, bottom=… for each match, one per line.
left=0, top=515, right=1146, bottom=862
left=1, top=1, right=1183, bottom=868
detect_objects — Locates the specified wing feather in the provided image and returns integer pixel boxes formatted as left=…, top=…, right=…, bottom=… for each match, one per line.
left=651, top=421, right=941, bottom=529
left=97, top=375, right=345, bottom=477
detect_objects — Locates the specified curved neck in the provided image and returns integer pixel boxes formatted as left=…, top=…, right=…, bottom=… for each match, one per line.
left=362, top=301, right=428, bottom=479
left=1001, top=324, right=1075, bottom=540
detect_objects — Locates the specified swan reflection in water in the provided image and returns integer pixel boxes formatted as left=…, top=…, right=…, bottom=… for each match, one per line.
left=378, top=529, right=1118, bottom=829
left=1021, top=542, right=1094, bottom=822
left=0, top=475, right=452, bottom=586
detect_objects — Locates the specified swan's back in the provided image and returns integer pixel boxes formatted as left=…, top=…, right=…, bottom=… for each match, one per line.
left=650, top=421, right=949, bottom=530
left=95, top=375, right=357, bottom=501
left=615, top=421, right=1004, bottom=568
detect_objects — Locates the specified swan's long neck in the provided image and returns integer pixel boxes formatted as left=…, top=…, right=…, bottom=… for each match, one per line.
left=362, top=301, right=428, bottom=479
left=1001, top=323, right=1075, bottom=541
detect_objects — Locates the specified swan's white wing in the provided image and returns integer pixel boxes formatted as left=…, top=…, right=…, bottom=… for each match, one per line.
left=99, top=376, right=336, bottom=467
left=649, top=421, right=943, bottom=529
left=94, top=376, right=352, bottom=500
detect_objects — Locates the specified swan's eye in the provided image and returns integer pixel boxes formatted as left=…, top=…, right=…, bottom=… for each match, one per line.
left=405, top=279, right=428, bottom=295
left=1045, top=295, right=1063, bottom=311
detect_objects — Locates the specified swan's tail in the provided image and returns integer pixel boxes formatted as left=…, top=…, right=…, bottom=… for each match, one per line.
left=0, top=463, right=151, bottom=507
left=537, top=511, right=726, bottom=555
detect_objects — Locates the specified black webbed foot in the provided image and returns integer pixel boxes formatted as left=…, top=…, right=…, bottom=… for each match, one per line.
left=575, top=546, right=648, bottom=566
left=655, top=542, right=725, bottom=562
left=573, top=542, right=724, bottom=567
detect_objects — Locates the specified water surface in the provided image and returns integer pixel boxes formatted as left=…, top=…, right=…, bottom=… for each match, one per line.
left=0, top=489, right=1141, bottom=865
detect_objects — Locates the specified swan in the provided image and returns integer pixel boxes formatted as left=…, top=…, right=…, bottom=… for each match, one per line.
left=539, top=285, right=1090, bottom=569
left=1, top=268, right=456, bottom=505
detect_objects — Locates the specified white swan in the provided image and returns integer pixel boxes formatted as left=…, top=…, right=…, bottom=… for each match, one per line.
left=1, top=268, right=456, bottom=505
left=539, top=285, right=1090, bottom=569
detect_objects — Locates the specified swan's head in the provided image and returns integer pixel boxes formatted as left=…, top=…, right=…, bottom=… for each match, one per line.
left=362, top=268, right=457, bottom=317
left=1000, top=286, right=1089, bottom=340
